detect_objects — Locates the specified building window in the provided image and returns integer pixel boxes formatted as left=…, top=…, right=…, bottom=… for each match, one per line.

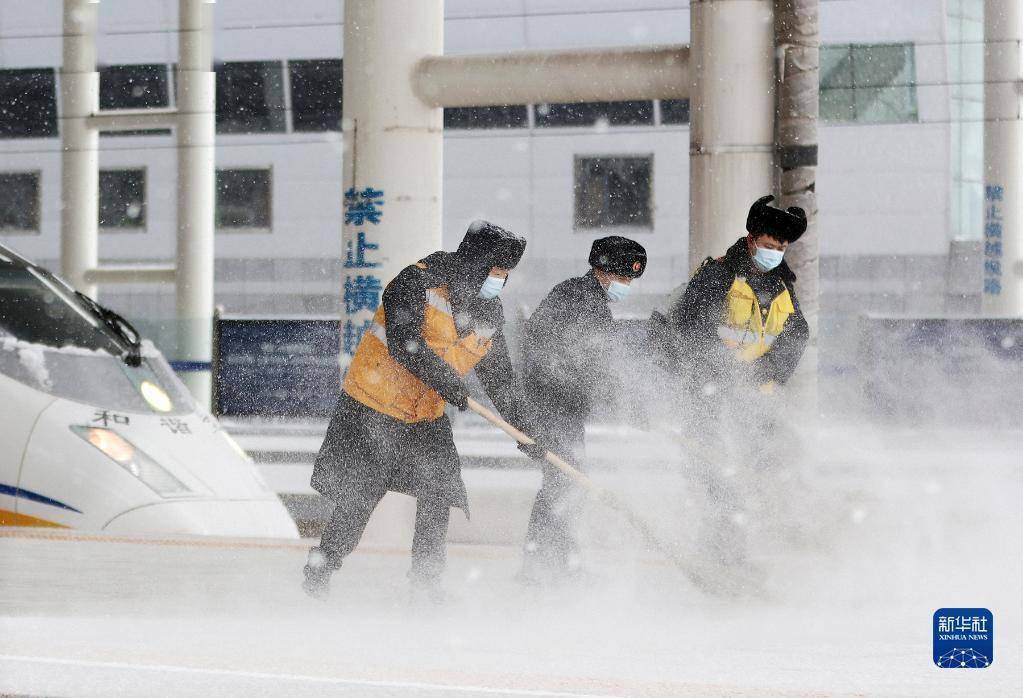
left=0, top=69, right=58, bottom=138
left=289, top=59, right=342, bottom=131
left=660, top=98, right=690, bottom=124
left=99, top=64, right=171, bottom=136
left=99, top=170, right=146, bottom=230
left=0, top=173, right=40, bottom=233
left=574, top=156, right=653, bottom=230
left=536, top=101, right=654, bottom=128
left=444, top=105, right=528, bottom=129
left=820, top=43, right=918, bottom=123
left=100, top=64, right=169, bottom=109
left=215, top=62, right=286, bottom=134
left=216, top=169, right=271, bottom=230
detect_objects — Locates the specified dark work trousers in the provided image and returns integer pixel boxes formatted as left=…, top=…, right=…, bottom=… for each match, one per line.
left=318, top=489, right=452, bottom=583
left=686, top=377, right=784, bottom=569
left=523, top=409, right=586, bottom=574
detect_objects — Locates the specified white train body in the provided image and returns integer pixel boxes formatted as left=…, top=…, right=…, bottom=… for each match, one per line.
left=0, top=244, right=298, bottom=538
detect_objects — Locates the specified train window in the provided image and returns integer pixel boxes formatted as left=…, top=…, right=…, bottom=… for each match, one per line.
left=0, top=261, right=193, bottom=414
left=99, top=169, right=147, bottom=230
left=289, top=59, right=342, bottom=132
left=0, top=68, right=58, bottom=139
left=0, top=264, right=115, bottom=352
left=215, top=61, right=287, bottom=134
left=216, top=169, right=272, bottom=230
left=0, top=172, right=40, bottom=233
left=574, top=155, right=653, bottom=230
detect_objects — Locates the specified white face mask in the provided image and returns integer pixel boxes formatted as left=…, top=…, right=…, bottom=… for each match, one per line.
left=477, top=274, right=506, bottom=299
left=752, top=246, right=785, bottom=272
left=605, top=280, right=631, bottom=303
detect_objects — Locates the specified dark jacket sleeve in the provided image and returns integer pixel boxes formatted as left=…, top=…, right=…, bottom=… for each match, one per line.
left=474, top=329, right=538, bottom=434
left=382, top=265, right=468, bottom=405
left=523, top=279, right=614, bottom=413
left=668, top=260, right=734, bottom=376
left=751, top=287, right=809, bottom=384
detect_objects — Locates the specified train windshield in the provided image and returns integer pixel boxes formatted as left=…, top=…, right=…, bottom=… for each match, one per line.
left=0, top=255, right=194, bottom=415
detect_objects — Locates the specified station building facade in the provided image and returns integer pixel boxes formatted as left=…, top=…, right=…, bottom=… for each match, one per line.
left=0, top=0, right=985, bottom=357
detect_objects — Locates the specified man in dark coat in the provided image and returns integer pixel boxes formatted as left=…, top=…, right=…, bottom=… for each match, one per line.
left=304, top=221, right=540, bottom=600
left=665, top=195, right=809, bottom=393
left=518, top=236, right=647, bottom=581
left=659, top=195, right=809, bottom=587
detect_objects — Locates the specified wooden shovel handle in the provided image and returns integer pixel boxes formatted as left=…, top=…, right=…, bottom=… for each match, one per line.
left=466, top=398, right=594, bottom=489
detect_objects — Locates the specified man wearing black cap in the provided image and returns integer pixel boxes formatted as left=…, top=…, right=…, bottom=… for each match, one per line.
left=518, top=235, right=647, bottom=582
left=303, top=220, right=540, bottom=601
left=667, top=194, right=809, bottom=391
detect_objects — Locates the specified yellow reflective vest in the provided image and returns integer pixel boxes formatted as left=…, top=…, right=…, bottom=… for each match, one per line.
left=343, top=266, right=494, bottom=423
left=717, top=276, right=796, bottom=363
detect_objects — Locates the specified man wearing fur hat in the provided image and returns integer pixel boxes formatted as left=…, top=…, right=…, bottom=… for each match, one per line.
left=661, top=195, right=809, bottom=589
left=518, top=235, right=647, bottom=582
left=667, top=195, right=809, bottom=392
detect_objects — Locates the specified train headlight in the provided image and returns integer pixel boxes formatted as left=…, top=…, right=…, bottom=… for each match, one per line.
left=70, top=426, right=192, bottom=497
left=139, top=381, right=173, bottom=413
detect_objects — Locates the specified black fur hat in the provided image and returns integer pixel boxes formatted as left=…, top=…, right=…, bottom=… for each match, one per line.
left=457, top=220, right=527, bottom=269
left=588, top=236, right=647, bottom=278
left=746, top=195, right=807, bottom=243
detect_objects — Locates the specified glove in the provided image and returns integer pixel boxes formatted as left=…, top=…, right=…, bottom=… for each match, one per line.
left=449, top=390, right=469, bottom=411
left=441, top=382, right=470, bottom=411
left=517, top=441, right=548, bottom=461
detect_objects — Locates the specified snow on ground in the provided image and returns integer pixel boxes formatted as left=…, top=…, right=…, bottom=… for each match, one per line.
left=1, top=426, right=1021, bottom=696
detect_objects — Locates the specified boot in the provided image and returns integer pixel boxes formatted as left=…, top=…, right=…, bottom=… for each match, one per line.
left=302, top=547, right=337, bottom=600
left=407, top=566, right=452, bottom=606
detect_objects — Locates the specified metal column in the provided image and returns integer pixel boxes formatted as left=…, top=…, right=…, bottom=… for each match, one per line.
left=689, top=0, right=776, bottom=271
left=340, top=0, right=444, bottom=364
left=775, top=0, right=819, bottom=398
left=175, top=0, right=216, bottom=402
left=60, top=0, right=100, bottom=298
left=983, top=0, right=1023, bottom=315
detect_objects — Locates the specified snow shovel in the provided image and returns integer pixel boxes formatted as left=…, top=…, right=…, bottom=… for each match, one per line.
left=466, top=398, right=705, bottom=584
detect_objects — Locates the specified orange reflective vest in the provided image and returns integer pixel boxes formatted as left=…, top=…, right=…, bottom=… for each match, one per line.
left=716, top=276, right=796, bottom=362
left=343, top=266, right=494, bottom=423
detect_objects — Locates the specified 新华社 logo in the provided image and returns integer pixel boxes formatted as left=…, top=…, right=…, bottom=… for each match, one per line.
left=933, top=608, right=993, bottom=668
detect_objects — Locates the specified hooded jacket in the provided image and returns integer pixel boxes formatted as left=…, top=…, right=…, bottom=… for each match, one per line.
left=312, top=246, right=532, bottom=513
left=344, top=250, right=528, bottom=424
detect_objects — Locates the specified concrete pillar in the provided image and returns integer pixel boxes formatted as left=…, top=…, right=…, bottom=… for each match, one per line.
left=983, top=0, right=1023, bottom=315
left=340, top=0, right=444, bottom=364
left=176, top=0, right=216, bottom=404
left=689, top=0, right=776, bottom=270
left=774, top=0, right=819, bottom=400
left=60, top=0, right=100, bottom=298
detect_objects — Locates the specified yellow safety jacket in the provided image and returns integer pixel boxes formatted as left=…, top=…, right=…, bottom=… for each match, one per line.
left=343, top=265, right=494, bottom=423
left=717, top=276, right=796, bottom=363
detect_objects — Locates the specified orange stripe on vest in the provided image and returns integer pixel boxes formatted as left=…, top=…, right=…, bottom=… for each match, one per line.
left=343, top=283, right=492, bottom=423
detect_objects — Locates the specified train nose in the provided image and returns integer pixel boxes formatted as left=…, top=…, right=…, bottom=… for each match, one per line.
left=102, top=498, right=299, bottom=538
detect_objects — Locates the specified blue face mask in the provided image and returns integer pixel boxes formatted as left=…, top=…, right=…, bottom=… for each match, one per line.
left=752, top=246, right=785, bottom=272
left=477, top=275, right=506, bottom=299
left=605, top=280, right=631, bottom=303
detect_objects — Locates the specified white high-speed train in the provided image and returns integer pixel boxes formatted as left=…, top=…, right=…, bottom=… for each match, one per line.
left=0, top=243, right=298, bottom=538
